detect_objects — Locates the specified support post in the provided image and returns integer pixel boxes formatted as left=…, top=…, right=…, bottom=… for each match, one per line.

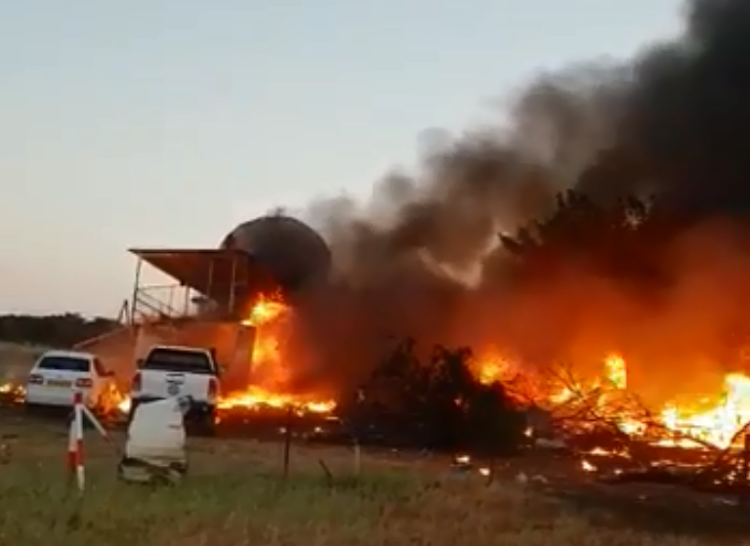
left=206, top=258, right=215, bottom=303
left=228, top=253, right=238, bottom=315
left=168, top=286, right=175, bottom=316
left=353, top=439, right=361, bottom=477
left=117, top=299, right=130, bottom=324
left=130, top=258, right=143, bottom=326
left=183, top=286, right=191, bottom=316
left=67, top=391, right=85, bottom=493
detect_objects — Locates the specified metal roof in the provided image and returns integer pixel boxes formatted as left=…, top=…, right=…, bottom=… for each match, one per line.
left=128, top=248, right=278, bottom=304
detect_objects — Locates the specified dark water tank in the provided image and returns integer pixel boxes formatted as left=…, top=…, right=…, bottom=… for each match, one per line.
left=221, top=215, right=331, bottom=293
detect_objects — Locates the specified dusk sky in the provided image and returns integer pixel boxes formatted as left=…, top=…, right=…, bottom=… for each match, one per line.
left=1, top=0, right=683, bottom=316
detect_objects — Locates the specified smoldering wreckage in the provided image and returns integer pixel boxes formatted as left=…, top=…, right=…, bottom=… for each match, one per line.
left=3, top=0, right=750, bottom=499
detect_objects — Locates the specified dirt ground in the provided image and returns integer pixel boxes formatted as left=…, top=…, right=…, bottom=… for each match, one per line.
left=1, top=411, right=749, bottom=545
left=484, top=452, right=750, bottom=539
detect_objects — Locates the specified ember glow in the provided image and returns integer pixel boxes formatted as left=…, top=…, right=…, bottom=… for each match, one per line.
left=0, top=382, right=24, bottom=403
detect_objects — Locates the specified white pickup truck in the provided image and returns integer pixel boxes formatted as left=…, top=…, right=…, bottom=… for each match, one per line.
left=128, top=345, right=222, bottom=434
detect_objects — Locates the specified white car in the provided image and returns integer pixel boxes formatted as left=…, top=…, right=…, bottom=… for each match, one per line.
left=25, top=349, right=116, bottom=410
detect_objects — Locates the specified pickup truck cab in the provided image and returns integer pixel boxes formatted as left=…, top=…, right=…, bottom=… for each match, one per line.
left=128, top=345, right=221, bottom=434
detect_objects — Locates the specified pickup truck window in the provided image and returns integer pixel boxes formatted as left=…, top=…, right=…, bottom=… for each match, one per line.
left=142, top=348, right=215, bottom=375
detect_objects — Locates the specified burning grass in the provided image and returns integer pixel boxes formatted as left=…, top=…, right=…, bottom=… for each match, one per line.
left=0, top=417, right=741, bottom=546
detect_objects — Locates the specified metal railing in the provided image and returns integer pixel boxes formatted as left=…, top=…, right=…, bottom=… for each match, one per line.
left=133, top=285, right=189, bottom=322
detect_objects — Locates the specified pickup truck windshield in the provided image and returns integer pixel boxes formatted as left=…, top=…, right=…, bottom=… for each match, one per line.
left=142, top=348, right=214, bottom=374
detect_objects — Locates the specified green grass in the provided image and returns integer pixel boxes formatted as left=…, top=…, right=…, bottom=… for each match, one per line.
left=0, top=419, right=718, bottom=546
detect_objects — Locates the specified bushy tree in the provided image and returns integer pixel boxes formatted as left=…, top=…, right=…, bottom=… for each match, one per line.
left=355, top=340, right=525, bottom=453
left=500, top=189, right=674, bottom=292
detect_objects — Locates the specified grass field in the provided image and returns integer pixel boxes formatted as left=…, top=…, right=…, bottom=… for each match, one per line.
left=0, top=416, right=731, bottom=546
left=0, top=344, right=744, bottom=546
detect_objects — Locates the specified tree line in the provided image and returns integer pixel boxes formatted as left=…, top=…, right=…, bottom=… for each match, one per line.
left=498, top=188, right=735, bottom=288
left=0, top=313, right=120, bottom=348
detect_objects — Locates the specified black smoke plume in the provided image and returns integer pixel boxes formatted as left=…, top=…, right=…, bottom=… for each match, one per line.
left=282, top=0, right=750, bottom=405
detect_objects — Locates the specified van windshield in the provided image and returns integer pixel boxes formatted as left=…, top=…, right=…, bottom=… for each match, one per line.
left=37, top=356, right=90, bottom=373
left=142, top=348, right=214, bottom=374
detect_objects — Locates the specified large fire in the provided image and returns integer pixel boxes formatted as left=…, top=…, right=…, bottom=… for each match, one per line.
left=473, top=351, right=750, bottom=450
left=218, top=294, right=336, bottom=415
left=3, top=300, right=749, bottom=446
left=114, top=294, right=336, bottom=417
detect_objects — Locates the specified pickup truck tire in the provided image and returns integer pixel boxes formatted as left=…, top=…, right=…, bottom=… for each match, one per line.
left=192, top=410, right=217, bottom=437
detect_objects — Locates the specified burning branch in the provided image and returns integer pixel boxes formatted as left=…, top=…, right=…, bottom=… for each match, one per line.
left=541, top=358, right=729, bottom=453
left=529, top=356, right=750, bottom=494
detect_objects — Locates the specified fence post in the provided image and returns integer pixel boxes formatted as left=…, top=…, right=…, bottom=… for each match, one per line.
left=67, top=391, right=85, bottom=493
left=282, top=405, right=293, bottom=479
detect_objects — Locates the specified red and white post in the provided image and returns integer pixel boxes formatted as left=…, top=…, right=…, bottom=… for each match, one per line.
left=67, top=390, right=85, bottom=492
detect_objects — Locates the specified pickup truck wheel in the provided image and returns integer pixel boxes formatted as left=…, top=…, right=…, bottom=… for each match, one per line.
left=192, top=410, right=217, bottom=437
left=200, top=417, right=217, bottom=437
left=202, top=423, right=217, bottom=437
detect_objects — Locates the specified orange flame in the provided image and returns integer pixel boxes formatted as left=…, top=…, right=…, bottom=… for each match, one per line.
left=217, top=386, right=335, bottom=414
left=241, top=294, right=287, bottom=327
left=115, top=294, right=337, bottom=417
left=226, top=293, right=336, bottom=415
left=0, top=382, right=24, bottom=403
left=471, top=350, right=750, bottom=450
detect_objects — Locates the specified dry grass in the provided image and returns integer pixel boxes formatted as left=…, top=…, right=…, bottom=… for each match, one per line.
left=0, top=417, right=724, bottom=546
left=0, top=344, right=39, bottom=386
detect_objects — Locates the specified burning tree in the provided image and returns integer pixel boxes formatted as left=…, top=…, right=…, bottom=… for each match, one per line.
left=352, top=338, right=526, bottom=453
left=499, top=190, right=663, bottom=285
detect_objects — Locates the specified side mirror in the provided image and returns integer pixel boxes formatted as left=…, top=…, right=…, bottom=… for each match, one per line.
left=105, top=370, right=115, bottom=377
left=136, top=358, right=144, bottom=368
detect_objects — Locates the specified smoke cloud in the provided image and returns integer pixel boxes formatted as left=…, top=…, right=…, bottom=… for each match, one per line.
left=282, top=0, right=750, bottom=405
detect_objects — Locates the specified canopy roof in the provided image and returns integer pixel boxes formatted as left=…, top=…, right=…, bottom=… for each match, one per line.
left=129, top=248, right=278, bottom=307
